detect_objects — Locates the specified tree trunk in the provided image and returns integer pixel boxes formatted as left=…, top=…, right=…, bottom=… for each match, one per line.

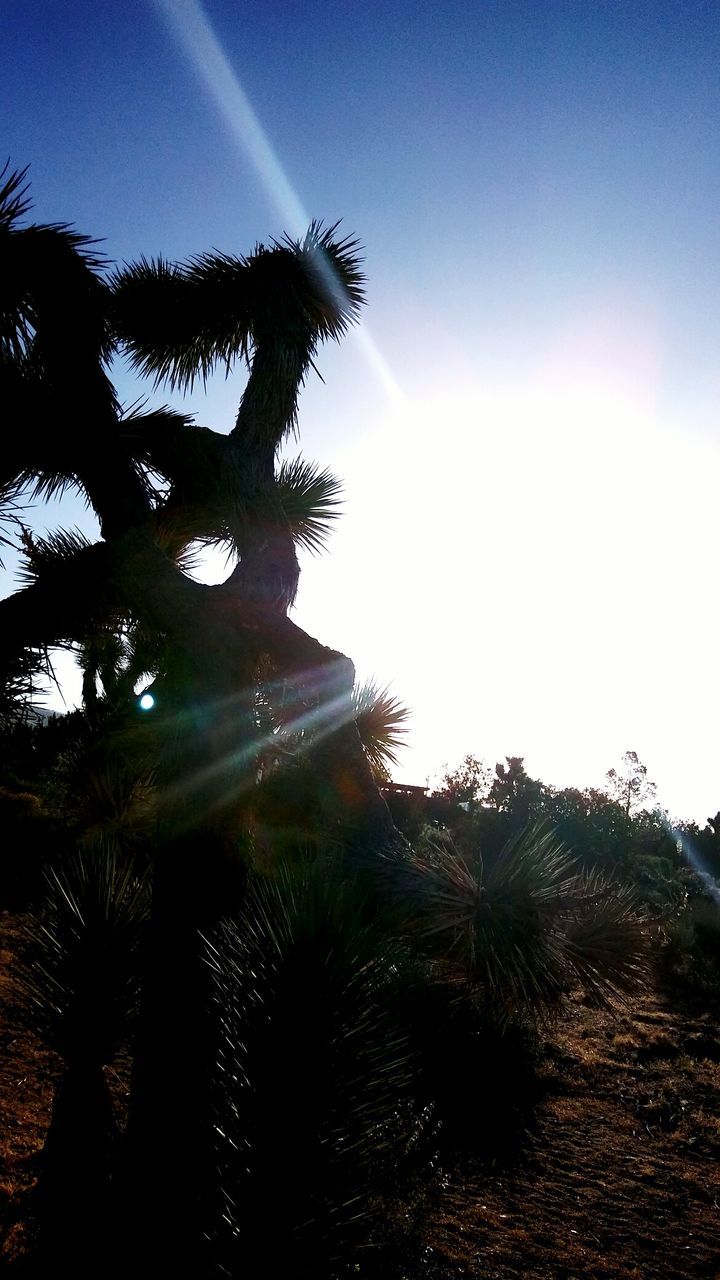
left=34, top=1060, right=116, bottom=1277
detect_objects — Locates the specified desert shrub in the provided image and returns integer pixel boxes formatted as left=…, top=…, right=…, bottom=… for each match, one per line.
left=659, top=898, right=720, bottom=1002
left=17, top=846, right=149, bottom=1063
left=397, top=962, right=542, bottom=1159
left=15, top=846, right=149, bottom=1270
left=379, top=826, right=645, bottom=1169
left=204, top=863, right=427, bottom=1279
left=392, top=823, right=648, bottom=1021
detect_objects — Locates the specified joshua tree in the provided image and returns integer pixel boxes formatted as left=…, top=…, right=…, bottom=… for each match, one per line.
left=1, top=170, right=648, bottom=1276
left=0, top=165, right=403, bottom=1268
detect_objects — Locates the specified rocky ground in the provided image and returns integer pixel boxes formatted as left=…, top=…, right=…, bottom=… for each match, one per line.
left=1, top=909, right=718, bottom=1277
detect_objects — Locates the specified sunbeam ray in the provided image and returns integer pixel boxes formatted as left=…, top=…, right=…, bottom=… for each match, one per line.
left=664, top=817, right=720, bottom=906
left=155, top=668, right=362, bottom=824
left=153, top=0, right=406, bottom=407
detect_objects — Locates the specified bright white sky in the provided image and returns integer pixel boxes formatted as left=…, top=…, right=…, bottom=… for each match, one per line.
left=290, top=377, right=719, bottom=820
left=3, top=0, right=719, bottom=822
left=36, top=364, right=718, bottom=822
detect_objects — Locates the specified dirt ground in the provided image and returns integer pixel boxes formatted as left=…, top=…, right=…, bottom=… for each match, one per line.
left=424, top=995, right=720, bottom=1278
left=1, top=908, right=719, bottom=1277
left=0, top=913, right=61, bottom=1266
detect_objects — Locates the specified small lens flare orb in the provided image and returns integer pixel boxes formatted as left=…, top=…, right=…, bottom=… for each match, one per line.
left=138, top=692, right=156, bottom=712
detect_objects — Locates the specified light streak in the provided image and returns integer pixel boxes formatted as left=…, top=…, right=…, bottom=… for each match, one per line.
left=155, top=665, right=359, bottom=818
left=663, top=816, right=720, bottom=906
left=153, top=0, right=406, bottom=407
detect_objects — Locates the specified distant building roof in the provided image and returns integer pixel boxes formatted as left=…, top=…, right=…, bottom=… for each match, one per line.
left=380, top=781, right=428, bottom=798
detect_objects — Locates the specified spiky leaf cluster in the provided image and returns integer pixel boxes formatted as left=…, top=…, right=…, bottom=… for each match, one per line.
left=204, top=864, right=419, bottom=1276
left=352, top=679, right=411, bottom=775
left=0, top=169, right=364, bottom=646
left=111, top=222, right=365, bottom=395
left=396, top=823, right=647, bottom=1019
left=15, top=847, right=150, bottom=1067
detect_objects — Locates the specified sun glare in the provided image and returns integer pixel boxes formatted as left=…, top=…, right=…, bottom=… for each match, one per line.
left=292, top=379, right=718, bottom=812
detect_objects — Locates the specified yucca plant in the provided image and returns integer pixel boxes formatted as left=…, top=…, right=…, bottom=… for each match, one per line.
left=397, top=962, right=544, bottom=1158
left=50, top=730, right=156, bottom=856
left=0, top=172, right=409, bottom=1270
left=352, top=679, right=410, bottom=782
left=204, top=862, right=424, bottom=1279
left=562, top=869, right=649, bottom=1004
left=394, top=823, right=647, bottom=1022
left=15, top=845, right=150, bottom=1269
left=372, top=824, right=649, bottom=1172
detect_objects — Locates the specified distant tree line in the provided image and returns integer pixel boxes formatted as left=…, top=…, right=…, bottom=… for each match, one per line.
left=384, top=750, right=720, bottom=916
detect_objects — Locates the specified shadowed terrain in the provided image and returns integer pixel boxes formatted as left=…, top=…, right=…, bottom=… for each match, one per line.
left=2, top=909, right=718, bottom=1278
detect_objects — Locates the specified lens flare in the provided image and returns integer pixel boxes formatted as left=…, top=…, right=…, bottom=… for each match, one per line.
left=153, top=0, right=405, bottom=407
left=665, top=818, right=720, bottom=906
left=155, top=664, right=361, bottom=819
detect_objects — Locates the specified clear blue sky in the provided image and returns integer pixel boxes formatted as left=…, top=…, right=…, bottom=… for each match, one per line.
left=2, top=1, right=720, bottom=818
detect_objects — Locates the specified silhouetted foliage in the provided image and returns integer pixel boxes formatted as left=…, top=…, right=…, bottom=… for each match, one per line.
left=0, top=167, right=707, bottom=1277
left=605, top=750, right=657, bottom=818
left=205, top=864, right=423, bottom=1278
left=15, top=848, right=149, bottom=1270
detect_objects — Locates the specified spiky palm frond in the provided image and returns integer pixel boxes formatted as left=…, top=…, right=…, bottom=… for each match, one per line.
left=58, top=745, right=156, bottom=849
left=0, top=167, right=111, bottom=373
left=0, top=646, right=52, bottom=731
left=396, top=825, right=647, bottom=1019
left=118, top=404, right=200, bottom=482
left=0, top=227, right=109, bottom=370
left=0, top=362, right=90, bottom=503
left=150, top=453, right=300, bottom=571
left=16, top=526, right=94, bottom=587
left=398, top=826, right=577, bottom=1019
left=276, top=456, right=342, bottom=555
left=352, top=680, right=411, bottom=774
left=110, top=255, right=217, bottom=389
left=15, top=846, right=150, bottom=1067
left=119, top=617, right=171, bottom=691
left=119, top=422, right=243, bottom=565
left=77, top=628, right=132, bottom=716
left=277, top=220, right=366, bottom=344
left=110, top=226, right=365, bottom=393
left=562, top=871, right=648, bottom=1005
left=149, top=466, right=256, bottom=561
left=0, top=162, right=32, bottom=230
left=0, top=479, right=24, bottom=566
left=17, top=468, right=84, bottom=504
left=204, top=863, right=418, bottom=1276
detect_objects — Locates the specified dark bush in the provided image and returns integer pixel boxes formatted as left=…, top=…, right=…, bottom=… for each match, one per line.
left=205, top=864, right=427, bottom=1279
left=659, top=898, right=720, bottom=1002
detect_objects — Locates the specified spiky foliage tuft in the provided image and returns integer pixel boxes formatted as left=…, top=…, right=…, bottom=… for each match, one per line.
left=16, top=846, right=149, bottom=1067
left=352, top=679, right=411, bottom=776
left=0, top=480, right=24, bottom=566
left=118, top=403, right=201, bottom=480
left=0, top=647, right=52, bottom=733
left=276, top=456, right=343, bottom=555
left=204, top=864, right=420, bottom=1277
left=110, top=225, right=365, bottom=394
left=395, top=824, right=647, bottom=1020
left=16, top=525, right=94, bottom=587
left=0, top=166, right=110, bottom=372
left=0, top=162, right=32, bottom=231
left=279, top=220, right=365, bottom=344
left=562, top=870, right=649, bottom=1003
